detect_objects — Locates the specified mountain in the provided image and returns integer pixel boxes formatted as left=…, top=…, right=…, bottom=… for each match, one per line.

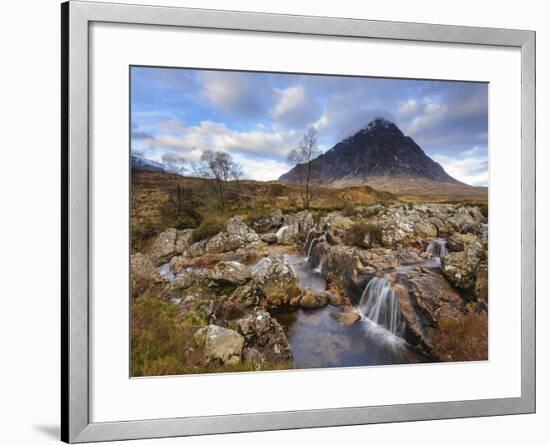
left=131, top=155, right=166, bottom=173
left=279, top=118, right=486, bottom=199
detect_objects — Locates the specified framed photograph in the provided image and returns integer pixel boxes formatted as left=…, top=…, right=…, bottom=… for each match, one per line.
left=62, top=1, right=535, bottom=442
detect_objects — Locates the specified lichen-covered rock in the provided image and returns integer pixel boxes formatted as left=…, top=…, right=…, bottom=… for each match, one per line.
left=441, top=239, right=485, bottom=292
left=130, top=253, right=159, bottom=297
left=260, top=232, right=278, bottom=244
left=251, top=254, right=300, bottom=306
left=252, top=209, right=284, bottom=234
left=171, top=268, right=209, bottom=290
left=330, top=309, right=361, bottom=325
left=319, top=212, right=354, bottom=230
left=446, top=232, right=476, bottom=252
left=207, top=261, right=251, bottom=286
left=413, top=221, right=438, bottom=238
left=276, top=211, right=314, bottom=244
left=393, top=270, right=467, bottom=359
left=148, top=228, right=194, bottom=265
left=323, top=245, right=373, bottom=303
left=298, top=288, right=329, bottom=308
left=447, top=209, right=480, bottom=234
left=233, top=309, right=292, bottom=364
left=204, top=216, right=260, bottom=254
left=131, top=253, right=157, bottom=282
left=204, top=325, right=244, bottom=365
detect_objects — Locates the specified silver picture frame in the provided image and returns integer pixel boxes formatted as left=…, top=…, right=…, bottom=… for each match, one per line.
left=61, top=1, right=536, bottom=442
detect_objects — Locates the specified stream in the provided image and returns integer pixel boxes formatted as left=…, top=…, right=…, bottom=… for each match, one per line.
left=270, top=254, right=427, bottom=369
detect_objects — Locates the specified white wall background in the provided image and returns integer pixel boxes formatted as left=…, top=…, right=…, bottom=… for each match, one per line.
left=0, top=0, right=546, bottom=444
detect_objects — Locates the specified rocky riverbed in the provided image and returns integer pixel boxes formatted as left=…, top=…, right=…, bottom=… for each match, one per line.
left=131, top=202, right=488, bottom=375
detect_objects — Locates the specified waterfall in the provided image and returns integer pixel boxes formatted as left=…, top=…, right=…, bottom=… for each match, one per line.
left=359, top=277, right=404, bottom=336
left=276, top=225, right=288, bottom=240
left=305, top=237, right=318, bottom=262
left=426, top=238, right=447, bottom=259
left=313, top=258, right=324, bottom=275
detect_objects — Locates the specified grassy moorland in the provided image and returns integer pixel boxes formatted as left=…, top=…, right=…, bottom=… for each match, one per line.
left=131, top=170, right=397, bottom=252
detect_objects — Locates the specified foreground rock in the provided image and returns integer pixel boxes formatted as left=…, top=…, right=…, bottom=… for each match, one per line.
left=391, top=269, right=467, bottom=359
left=231, top=309, right=292, bottom=366
left=441, top=239, right=486, bottom=294
left=276, top=211, right=314, bottom=244
left=204, top=325, right=245, bottom=365
left=207, top=261, right=251, bottom=286
left=205, top=216, right=260, bottom=254
left=148, top=228, right=193, bottom=265
left=251, top=254, right=301, bottom=306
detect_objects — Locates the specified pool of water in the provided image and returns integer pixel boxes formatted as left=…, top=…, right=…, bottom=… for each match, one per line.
left=271, top=306, right=426, bottom=369
left=271, top=254, right=427, bottom=369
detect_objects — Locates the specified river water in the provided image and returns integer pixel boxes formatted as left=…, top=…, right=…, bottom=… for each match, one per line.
left=270, top=255, right=427, bottom=369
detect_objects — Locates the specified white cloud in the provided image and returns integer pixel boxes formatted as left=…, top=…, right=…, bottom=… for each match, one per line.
left=272, top=86, right=323, bottom=128
left=231, top=154, right=291, bottom=181
left=432, top=147, right=488, bottom=186
left=397, top=99, right=419, bottom=116
left=138, top=119, right=300, bottom=177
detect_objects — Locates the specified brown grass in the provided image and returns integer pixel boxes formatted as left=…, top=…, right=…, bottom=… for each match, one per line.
left=431, top=312, right=488, bottom=362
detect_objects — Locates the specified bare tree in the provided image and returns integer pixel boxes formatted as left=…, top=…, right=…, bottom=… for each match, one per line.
left=161, top=153, right=187, bottom=176
left=230, top=162, right=244, bottom=203
left=287, top=126, right=320, bottom=209
left=197, top=150, right=237, bottom=209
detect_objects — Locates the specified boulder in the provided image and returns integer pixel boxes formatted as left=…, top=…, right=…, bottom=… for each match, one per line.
left=204, top=325, right=245, bottom=365
left=393, top=269, right=467, bottom=359
left=331, top=309, right=361, bottom=325
left=148, top=228, right=194, bottom=265
left=319, top=212, right=354, bottom=230
left=447, top=209, right=480, bottom=234
left=260, top=232, right=278, bottom=244
left=131, top=253, right=157, bottom=282
left=323, top=246, right=373, bottom=303
left=207, top=261, right=251, bottom=286
left=171, top=268, right=209, bottom=290
left=204, top=216, right=260, bottom=254
left=356, top=203, right=384, bottom=218
left=233, top=310, right=292, bottom=365
left=446, top=232, right=476, bottom=252
left=441, top=239, right=486, bottom=293
left=413, top=222, right=438, bottom=238
left=130, top=253, right=159, bottom=297
left=429, top=217, right=451, bottom=237
left=298, top=288, right=329, bottom=308
left=251, top=254, right=301, bottom=306
left=276, top=211, right=314, bottom=244
left=252, top=209, right=284, bottom=233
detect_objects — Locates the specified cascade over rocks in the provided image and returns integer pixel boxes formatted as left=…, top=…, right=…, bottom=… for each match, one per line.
left=275, top=211, right=314, bottom=244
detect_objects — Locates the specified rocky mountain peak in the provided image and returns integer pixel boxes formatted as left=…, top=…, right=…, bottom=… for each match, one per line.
left=279, top=118, right=461, bottom=187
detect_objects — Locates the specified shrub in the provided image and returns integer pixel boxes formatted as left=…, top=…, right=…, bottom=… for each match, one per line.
left=344, top=222, right=383, bottom=248
left=432, top=312, right=488, bottom=362
left=243, top=206, right=273, bottom=225
left=191, top=215, right=226, bottom=243
left=341, top=202, right=355, bottom=217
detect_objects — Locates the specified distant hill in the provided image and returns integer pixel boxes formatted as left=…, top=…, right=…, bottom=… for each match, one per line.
left=279, top=118, right=487, bottom=199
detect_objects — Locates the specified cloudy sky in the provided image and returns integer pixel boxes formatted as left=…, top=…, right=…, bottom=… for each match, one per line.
left=131, top=66, right=488, bottom=186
